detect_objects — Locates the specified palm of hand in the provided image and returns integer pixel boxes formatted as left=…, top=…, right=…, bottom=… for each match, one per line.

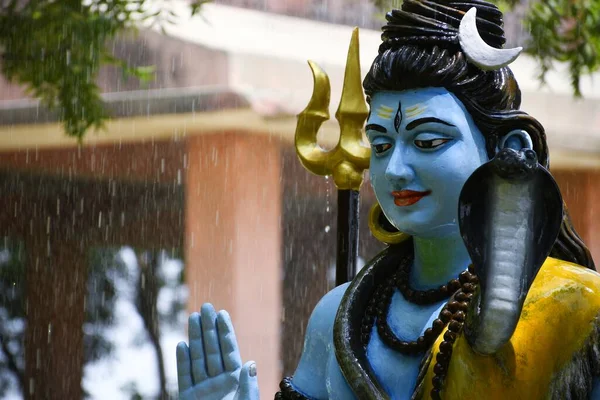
left=179, top=370, right=240, bottom=400
left=177, top=304, right=258, bottom=400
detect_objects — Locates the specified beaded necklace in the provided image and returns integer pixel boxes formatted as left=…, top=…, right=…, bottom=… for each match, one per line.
left=359, top=255, right=479, bottom=398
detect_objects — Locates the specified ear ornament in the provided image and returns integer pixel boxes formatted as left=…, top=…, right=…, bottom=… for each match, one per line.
left=368, top=203, right=410, bottom=244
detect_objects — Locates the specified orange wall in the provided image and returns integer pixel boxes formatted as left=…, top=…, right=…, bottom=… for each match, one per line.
left=185, top=132, right=282, bottom=395
left=553, top=169, right=600, bottom=266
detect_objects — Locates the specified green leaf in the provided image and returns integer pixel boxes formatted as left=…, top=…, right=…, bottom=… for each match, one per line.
left=0, top=0, right=204, bottom=139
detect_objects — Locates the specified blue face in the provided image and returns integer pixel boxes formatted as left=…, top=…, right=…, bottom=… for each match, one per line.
left=366, top=88, right=489, bottom=238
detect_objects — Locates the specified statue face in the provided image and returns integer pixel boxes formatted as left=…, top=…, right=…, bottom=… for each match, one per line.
left=366, top=88, right=489, bottom=238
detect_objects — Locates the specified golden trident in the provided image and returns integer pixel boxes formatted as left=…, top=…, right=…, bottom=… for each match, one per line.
left=295, top=28, right=371, bottom=285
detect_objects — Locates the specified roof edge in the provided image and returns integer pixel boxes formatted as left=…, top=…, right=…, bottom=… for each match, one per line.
left=0, top=85, right=251, bottom=126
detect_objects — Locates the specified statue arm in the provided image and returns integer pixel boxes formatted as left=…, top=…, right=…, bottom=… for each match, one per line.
left=286, top=283, right=350, bottom=399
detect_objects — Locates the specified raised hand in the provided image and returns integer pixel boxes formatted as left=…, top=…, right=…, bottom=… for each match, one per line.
left=177, top=303, right=259, bottom=400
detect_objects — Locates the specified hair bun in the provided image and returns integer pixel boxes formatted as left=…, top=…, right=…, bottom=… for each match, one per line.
left=382, top=0, right=506, bottom=49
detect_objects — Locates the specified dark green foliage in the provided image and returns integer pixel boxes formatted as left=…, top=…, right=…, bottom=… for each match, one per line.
left=526, top=0, right=600, bottom=96
left=0, top=0, right=208, bottom=139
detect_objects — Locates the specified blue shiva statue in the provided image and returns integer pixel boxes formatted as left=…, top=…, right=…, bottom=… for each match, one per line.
left=176, top=0, right=600, bottom=399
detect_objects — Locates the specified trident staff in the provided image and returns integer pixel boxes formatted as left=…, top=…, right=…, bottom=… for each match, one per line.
left=295, top=28, right=370, bottom=285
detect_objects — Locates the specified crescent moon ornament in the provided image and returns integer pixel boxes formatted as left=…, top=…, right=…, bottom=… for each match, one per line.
left=459, top=7, right=523, bottom=70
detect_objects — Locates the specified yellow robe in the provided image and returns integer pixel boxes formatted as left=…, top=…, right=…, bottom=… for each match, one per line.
left=418, top=257, right=600, bottom=399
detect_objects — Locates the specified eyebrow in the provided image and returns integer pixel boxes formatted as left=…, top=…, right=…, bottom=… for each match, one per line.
left=405, top=117, right=455, bottom=131
left=365, top=124, right=387, bottom=133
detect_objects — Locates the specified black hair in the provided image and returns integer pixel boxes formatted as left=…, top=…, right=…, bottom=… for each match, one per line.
left=364, top=0, right=595, bottom=269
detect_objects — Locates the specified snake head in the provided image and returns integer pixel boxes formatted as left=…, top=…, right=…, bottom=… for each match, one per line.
left=492, top=148, right=538, bottom=181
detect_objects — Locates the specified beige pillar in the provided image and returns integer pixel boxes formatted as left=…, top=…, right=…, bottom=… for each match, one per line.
left=185, top=132, right=282, bottom=396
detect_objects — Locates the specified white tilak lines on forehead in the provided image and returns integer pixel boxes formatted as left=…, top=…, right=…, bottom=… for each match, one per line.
left=405, top=104, right=427, bottom=118
left=376, top=104, right=394, bottom=119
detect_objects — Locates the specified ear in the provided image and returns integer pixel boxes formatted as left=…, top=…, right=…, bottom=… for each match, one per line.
left=498, top=129, right=533, bottom=152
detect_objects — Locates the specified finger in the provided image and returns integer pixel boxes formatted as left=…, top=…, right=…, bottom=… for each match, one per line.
left=237, top=361, right=259, bottom=400
left=201, top=303, right=225, bottom=376
left=176, top=342, right=193, bottom=393
left=216, top=310, right=242, bottom=372
left=188, top=312, right=208, bottom=383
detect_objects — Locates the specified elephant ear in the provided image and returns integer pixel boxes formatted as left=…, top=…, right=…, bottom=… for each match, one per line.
left=458, top=160, right=563, bottom=281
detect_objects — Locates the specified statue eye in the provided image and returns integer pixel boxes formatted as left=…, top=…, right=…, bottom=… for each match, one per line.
left=373, top=143, right=392, bottom=154
left=414, top=138, right=451, bottom=150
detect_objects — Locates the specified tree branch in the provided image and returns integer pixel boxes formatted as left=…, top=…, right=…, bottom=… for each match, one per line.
left=136, top=251, right=168, bottom=399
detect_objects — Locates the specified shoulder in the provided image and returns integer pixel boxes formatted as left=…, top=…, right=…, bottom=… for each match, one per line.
left=517, top=258, right=600, bottom=397
left=418, top=258, right=600, bottom=398
left=290, top=283, right=351, bottom=399
left=520, top=257, right=600, bottom=356
left=306, top=282, right=351, bottom=335
left=533, top=257, right=600, bottom=301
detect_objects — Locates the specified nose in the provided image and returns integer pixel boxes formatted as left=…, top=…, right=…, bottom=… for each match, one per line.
left=384, top=147, right=415, bottom=185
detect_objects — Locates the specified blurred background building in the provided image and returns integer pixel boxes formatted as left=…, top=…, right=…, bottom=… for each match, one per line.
left=0, top=0, right=599, bottom=398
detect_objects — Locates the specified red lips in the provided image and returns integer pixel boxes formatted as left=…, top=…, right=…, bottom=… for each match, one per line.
left=391, top=190, right=432, bottom=206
